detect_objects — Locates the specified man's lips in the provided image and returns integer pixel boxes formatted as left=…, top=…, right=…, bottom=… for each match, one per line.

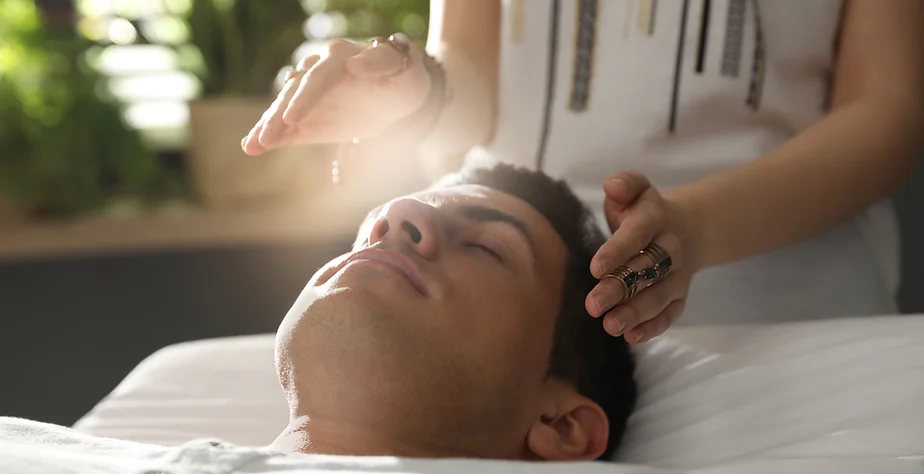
left=325, top=247, right=429, bottom=296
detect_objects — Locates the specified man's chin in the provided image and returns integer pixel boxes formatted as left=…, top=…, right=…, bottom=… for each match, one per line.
left=279, top=279, right=413, bottom=344
left=275, top=284, right=445, bottom=402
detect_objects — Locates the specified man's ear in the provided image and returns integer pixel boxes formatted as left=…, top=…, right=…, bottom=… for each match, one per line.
left=525, top=384, right=609, bottom=461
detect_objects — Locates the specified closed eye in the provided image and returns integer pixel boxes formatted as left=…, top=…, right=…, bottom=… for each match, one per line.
left=466, top=243, right=503, bottom=262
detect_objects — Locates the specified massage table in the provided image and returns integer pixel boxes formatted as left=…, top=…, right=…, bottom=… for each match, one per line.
left=71, top=315, right=924, bottom=473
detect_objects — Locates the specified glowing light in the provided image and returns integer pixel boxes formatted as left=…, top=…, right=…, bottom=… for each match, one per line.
left=140, top=16, right=190, bottom=45
left=305, top=13, right=333, bottom=39
left=77, top=17, right=109, bottom=41
left=327, top=11, right=348, bottom=37
left=124, top=101, right=189, bottom=130
left=93, top=45, right=178, bottom=75
left=107, top=18, right=138, bottom=45
left=77, top=0, right=113, bottom=18
left=108, top=71, right=200, bottom=101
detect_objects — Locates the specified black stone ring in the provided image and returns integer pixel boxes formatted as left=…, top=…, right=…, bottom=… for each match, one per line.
left=639, top=265, right=659, bottom=281
left=655, top=256, right=672, bottom=279
left=603, top=265, right=640, bottom=304
left=640, top=242, right=672, bottom=281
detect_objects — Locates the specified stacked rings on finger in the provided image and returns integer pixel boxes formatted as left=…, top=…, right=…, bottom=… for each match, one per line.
left=603, top=265, right=640, bottom=304
left=639, top=242, right=672, bottom=282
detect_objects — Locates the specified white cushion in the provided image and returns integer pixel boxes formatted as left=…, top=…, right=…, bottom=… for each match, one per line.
left=73, top=335, right=289, bottom=447
left=73, top=315, right=924, bottom=469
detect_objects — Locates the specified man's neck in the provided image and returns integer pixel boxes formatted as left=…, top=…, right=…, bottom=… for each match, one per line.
left=269, top=414, right=485, bottom=458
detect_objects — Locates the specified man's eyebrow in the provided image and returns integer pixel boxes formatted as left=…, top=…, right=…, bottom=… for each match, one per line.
left=457, top=205, right=537, bottom=263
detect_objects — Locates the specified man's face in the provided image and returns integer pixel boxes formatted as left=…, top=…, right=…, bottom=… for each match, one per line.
left=276, top=184, right=570, bottom=456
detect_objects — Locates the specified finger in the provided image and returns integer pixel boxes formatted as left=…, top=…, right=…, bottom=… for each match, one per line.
left=591, top=190, right=665, bottom=278
left=346, top=43, right=403, bottom=78
left=244, top=81, right=301, bottom=155
left=257, top=56, right=321, bottom=148
left=586, top=236, right=676, bottom=317
left=604, top=171, right=651, bottom=205
left=246, top=56, right=320, bottom=152
left=584, top=233, right=683, bottom=318
left=242, top=107, right=272, bottom=155
left=243, top=87, right=293, bottom=155
left=585, top=276, right=628, bottom=317
left=283, top=42, right=357, bottom=125
left=256, top=76, right=303, bottom=149
left=599, top=270, right=679, bottom=337
left=624, top=299, right=686, bottom=344
left=603, top=192, right=629, bottom=234
left=296, top=53, right=323, bottom=74
left=636, top=232, right=684, bottom=278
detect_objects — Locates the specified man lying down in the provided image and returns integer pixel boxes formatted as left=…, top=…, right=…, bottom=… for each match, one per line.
left=0, top=164, right=638, bottom=473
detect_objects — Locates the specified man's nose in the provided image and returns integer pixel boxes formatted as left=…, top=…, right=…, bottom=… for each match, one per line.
left=368, top=198, right=439, bottom=259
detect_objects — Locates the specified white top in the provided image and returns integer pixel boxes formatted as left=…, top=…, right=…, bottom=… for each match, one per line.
left=465, top=0, right=900, bottom=323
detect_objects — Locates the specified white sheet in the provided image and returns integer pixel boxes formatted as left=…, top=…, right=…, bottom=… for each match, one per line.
left=4, top=417, right=924, bottom=474
left=71, top=314, right=924, bottom=473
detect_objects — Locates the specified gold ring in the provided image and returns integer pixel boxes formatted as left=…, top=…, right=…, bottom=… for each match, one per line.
left=639, top=242, right=672, bottom=281
left=603, top=265, right=640, bottom=304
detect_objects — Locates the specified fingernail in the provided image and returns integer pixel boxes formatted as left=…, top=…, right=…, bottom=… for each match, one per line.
left=611, top=317, right=625, bottom=334
left=634, top=331, right=645, bottom=343
left=606, top=177, right=629, bottom=191
left=593, top=296, right=605, bottom=315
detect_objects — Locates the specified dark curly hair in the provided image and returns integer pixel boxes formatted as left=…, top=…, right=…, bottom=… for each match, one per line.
left=436, top=164, right=637, bottom=460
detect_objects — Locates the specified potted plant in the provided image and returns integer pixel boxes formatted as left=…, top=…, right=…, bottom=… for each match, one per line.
left=183, top=0, right=325, bottom=209
left=0, top=0, right=183, bottom=225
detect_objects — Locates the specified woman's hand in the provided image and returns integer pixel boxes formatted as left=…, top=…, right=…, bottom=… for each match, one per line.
left=584, top=171, right=704, bottom=344
left=242, top=36, right=433, bottom=155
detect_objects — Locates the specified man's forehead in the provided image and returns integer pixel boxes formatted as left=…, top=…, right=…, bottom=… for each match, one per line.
left=357, top=185, right=498, bottom=238
left=363, top=184, right=521, bottom=219
left=358, top=184, right=559, bottom=245
left=416, top=184, right=499, bottom=204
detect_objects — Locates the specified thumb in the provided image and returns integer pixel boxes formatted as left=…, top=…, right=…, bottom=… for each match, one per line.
left=603, top=194, right=627, bottom=234
left=603, top=171, right=651, bottom=205
left=346, top=46, right=403, bottom=78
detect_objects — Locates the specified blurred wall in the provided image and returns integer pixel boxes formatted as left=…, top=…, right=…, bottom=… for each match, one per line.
left=0, top=240, right=351, bottom=426
left=895, top=155, right=924, bottom=313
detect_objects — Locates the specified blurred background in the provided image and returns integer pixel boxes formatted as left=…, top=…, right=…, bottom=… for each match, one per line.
left=0, top=0, right=430, bottom=426
left=1, top=0, right=922, bottom=429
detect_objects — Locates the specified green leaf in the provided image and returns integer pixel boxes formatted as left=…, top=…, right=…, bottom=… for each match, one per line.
left=0, top=1, right=185, bottom=218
